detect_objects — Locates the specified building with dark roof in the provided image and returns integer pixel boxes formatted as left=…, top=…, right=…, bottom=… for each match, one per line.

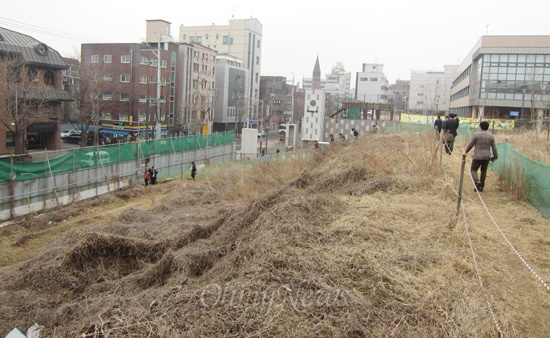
left=0, top=26, right=71, bottom=155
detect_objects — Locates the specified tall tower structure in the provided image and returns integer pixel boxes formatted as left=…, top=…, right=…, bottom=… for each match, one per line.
left=312, top=55, right=321, bottom=89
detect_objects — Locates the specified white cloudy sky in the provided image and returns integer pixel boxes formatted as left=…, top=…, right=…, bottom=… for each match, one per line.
left=2, top=0, right=550, bottom=85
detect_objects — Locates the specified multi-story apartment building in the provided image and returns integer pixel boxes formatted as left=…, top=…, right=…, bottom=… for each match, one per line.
left=388, top=80, right=410, bottom=113
left=80, top=20, right=217, bottom=137
left=408, top=65, right=457, bottom=116
left=214, top=54, right=249, bottom=132
left=179, top=18, right=262, bottom=118
left=450, top=35, right=550, bottom=123
left=81, top=42, right=176, bottom=138
left=355, top=63, right=389, bottom=104
left=0, top=26, right=71, bottom=155
left=259, top=76, right=299, bottom=128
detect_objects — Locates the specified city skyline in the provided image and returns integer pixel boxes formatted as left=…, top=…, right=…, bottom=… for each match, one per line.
left=2, top=0, right=550, bottom=85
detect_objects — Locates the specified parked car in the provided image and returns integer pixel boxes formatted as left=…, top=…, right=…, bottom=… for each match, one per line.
left=61, top=131, right=82, bottom=144
left=80, top=151, right=111, bottom=167
left=61, top=130, right=80, bottom=138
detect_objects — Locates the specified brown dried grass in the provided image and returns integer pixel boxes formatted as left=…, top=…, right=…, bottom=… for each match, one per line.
left=0, top=132, right=548, bottom=337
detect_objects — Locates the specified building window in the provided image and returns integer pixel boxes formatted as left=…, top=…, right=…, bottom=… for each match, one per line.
left=120, top=74, right=130, bottom=82
left=223, top=36, right=233, bottom=45
left=161, top=60, right=167, bottom=68
left=119, top=113, right=129, bottom=121
left=140, top=56, right=148, bottom=65
left=44, top=71, right=54, bottom=86
left=5, top=131, right=15, bottom=148
left=256, top=56, right=260, bottom=65
left=121, top=55, right=131, bottom=63
left=139, top=75, right=147, bottom=84
left=103, top=92, right=113, bottom=101
left=103, top=74, right=113, bottom=81
left=120, top=93, right=130, bottom=101
left=91, top=55, right=99, bottom=63
left=257, top=40, right=261, bottom=48
left=139, top=94, right=147, bottom=102
left=104, top=55, right=112, bottom=63
left=101, top=112, right=112, bottom=120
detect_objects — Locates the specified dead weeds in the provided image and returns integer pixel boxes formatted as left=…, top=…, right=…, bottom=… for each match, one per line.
left=0, top=132, right=549, bottom=337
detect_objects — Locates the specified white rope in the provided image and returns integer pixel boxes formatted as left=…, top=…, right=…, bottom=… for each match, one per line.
left=461, top=203, right=504, bottom=337
left=465, top=167, right=550, bottom=294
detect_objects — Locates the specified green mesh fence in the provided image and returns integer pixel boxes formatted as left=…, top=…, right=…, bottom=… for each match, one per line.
left=490, top=142, right=550, bottom=219
left=388, top=121, right=473, bottom=139
left=0, top=132, right=234, bottom=183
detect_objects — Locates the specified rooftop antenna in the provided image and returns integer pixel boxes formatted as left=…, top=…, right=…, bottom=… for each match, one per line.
left=232, top=6, right=236, bottom=20
left=486, top=23, right=489, bottom=35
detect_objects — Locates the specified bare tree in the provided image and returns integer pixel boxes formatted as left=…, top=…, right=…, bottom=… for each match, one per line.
left=68, top=60, right=119, bottom=146
left=0, top=54, right=52, bottom=155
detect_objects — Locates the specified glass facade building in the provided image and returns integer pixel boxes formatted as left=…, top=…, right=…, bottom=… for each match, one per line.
left=478, top=54, right=550, bottom=102
left=450, top=36, right=550, bottom=122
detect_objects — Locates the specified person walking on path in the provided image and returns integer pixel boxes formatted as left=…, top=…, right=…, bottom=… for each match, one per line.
left=434, top=115, right=442, bottom=135
left=149, top=166, right=158, bottom=185
left=463, top=121, right=498, bottom=192
left=352, top=128, right=359, bottom=139
left=144, top=168, right=151, bottom=186
left=191, top=161, right=197, bottom=181
left=443, top=114, right=459, bottom=154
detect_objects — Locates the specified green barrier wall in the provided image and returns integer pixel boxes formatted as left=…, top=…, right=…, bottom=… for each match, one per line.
left=490, top=142, right=550, bottom=219
left=0, top=132, right=234, bottom=183
left=388, top=121, right=473, bottom=138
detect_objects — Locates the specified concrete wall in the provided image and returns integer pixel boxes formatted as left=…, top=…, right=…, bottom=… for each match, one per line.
left=0, top=143, right=234, bottom=222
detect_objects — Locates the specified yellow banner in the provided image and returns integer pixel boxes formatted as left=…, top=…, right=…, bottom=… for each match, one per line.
left=401, top=114, right=515, bottom=130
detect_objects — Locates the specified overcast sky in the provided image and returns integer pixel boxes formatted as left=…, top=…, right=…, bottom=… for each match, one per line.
left=2, top=0, right=550, bottom=86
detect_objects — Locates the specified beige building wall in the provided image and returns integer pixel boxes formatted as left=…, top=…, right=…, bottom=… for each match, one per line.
left=179, top=19, right=262, bottom=109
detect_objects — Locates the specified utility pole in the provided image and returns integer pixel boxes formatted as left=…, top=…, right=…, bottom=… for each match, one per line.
left=155, top=35, right=162, bottom=140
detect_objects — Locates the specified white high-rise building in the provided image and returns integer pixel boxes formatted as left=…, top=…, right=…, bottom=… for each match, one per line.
left=409, top=65, right=457, bottom=116
left=355, top=63, right=389, bottom=103
left=179, top=19, right=262, bottom=117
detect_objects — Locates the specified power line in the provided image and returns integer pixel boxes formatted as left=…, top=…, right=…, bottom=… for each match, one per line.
left=0, top=17, right=109, bottom=43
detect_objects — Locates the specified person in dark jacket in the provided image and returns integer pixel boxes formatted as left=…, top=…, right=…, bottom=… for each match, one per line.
left=148, top=166, right=158, bottom=185
left=434, top=115, right=442, bottom=135
left=443, top=114, right=460, bottom=154
left=463, top=121, right=498, bottom=192
left=191, top=161, right=197, bottom=181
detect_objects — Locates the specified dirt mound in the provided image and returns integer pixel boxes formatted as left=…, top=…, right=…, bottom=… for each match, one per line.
left=0, top=132, right=549, bottom=336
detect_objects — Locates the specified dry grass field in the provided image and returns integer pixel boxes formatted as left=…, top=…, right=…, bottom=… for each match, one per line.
left=0, top=131, right=549, bottom=337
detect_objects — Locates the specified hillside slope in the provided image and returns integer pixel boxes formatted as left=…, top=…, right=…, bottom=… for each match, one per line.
left=0, top=132, right=549, bottom=337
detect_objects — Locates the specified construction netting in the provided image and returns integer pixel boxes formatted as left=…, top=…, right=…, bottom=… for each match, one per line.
left=388, top=121, right=473, bottom=138
left=490, top=142, right=550, bottom=219
left=0, top=132, right=234, bottom=183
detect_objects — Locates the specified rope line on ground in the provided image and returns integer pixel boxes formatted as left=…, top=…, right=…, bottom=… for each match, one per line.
left=437, top=139, right=503, bottom=334
left=463, top=161, right=550, bottom=294
left=461, top=202, right=504, bottom=337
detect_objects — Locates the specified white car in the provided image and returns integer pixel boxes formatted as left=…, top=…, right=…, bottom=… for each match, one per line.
left=80, top=151, right=111, bottom=167
left=61, top=130, right=80, bottom=138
